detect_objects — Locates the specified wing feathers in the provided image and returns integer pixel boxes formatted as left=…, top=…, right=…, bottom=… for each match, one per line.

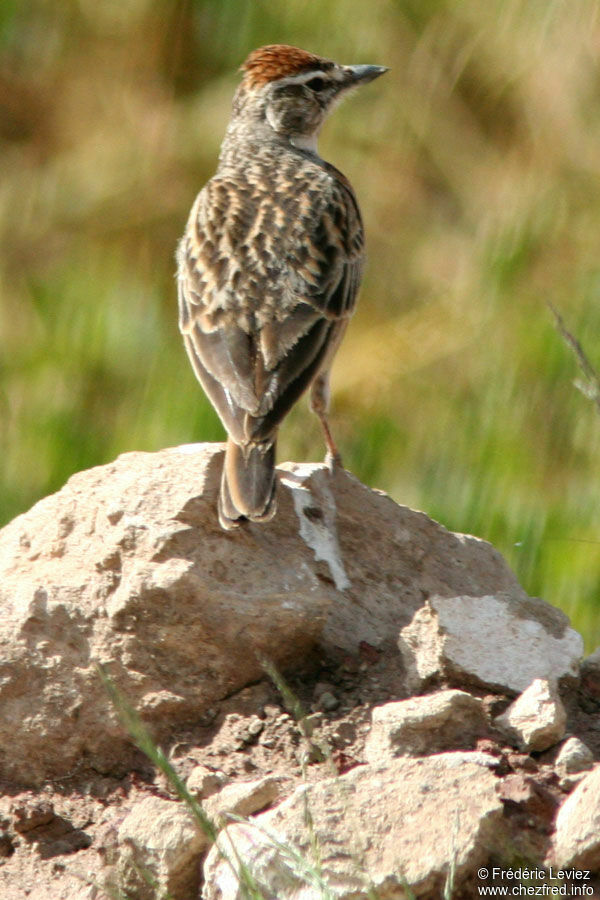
left=177, top=155, right=363, bottom=442
left=190, top=319, right=258, bottom=412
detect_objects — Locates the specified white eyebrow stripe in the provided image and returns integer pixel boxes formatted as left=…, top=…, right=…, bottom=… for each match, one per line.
left=281, top=68, right=342, bottom=86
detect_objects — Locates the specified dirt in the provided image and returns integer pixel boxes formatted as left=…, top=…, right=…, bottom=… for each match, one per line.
left=1, top=645, right=599, bottom=899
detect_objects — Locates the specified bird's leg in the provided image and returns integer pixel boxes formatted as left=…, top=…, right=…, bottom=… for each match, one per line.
left=310, top=373, right=343, bottom=470
left=319, top=413, right=343, bottom=471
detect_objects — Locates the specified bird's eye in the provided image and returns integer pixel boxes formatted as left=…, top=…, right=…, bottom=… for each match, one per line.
left=306, top=76, right=325, bottom=92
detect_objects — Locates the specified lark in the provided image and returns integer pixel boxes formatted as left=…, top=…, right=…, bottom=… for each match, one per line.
left=177, top=45, right=387, bottom=529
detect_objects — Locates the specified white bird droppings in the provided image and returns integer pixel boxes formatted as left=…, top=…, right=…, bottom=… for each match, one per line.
left=280, top=466, right=350, bottom=592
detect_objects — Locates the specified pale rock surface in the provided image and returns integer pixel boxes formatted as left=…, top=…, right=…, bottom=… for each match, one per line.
left=117, top=796, right=208, bottom=900
left=555, top=737, right=595, bottom=775
left=116, top=776, right=285, bottom=899
left=0, top=443, right=525, bottom=784
left=398, top=594, right=582, bottom=695
left=202, top=753, right=505, bottom=899
left=494, top=679, right=567, bottom=752
left=364, top=689, right=487, bottom=762
left=203, top=775, right=285, bottom=823
left=186, top=765, right=228, bottom=800
left=551, top=764, right=600, bottom=870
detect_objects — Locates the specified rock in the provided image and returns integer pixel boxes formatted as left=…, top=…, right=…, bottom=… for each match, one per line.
left=116, top=777, right=284, bottom=900
left=215, top=713, right=265, bottom=751
left=186, top=766, right=228, bottom=800
left=554, top=737, right=594, bottom=775
left=202, top=753, right=505, bottom=899
left=203, top=775, right=284, bottom=824
left=117, top=796, right=208, bottom=900
left=505, top=751, right=538, bottom=773
left=399, top=594, right=582, bottom=695
left=1, top=443, right=596, bottom=899
left=497, top=773, right=560, bottom=821
left=313, top=682, right=340, bottom=711
left=10, top=796, right=55, bottom=833
left=551, top=765, right=600, bottom=870
left=364, top=689, right=488, bottom=762
left=0, top=443, right=527, bottom=784
left=318, top=691, right=340, bottom=711
left=494, top=679, right=567, bottom=752
left=246, top=716, right=264, bottom=738
left=558, top=771, right=590, bottom=793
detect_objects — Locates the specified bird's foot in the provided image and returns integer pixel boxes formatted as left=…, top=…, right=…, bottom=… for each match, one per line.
left=325, top=449, right=343, bottom=472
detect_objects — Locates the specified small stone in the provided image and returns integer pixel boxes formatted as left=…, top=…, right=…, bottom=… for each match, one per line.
left=555, top=737, right=594, bottom=775
left=365, top=690, right=488, bottom=762
left=185, top=766, right=228, bottom=800
left=204, top=776, right=284, bottom=825
left=551, top=765, right=600, bottom=870
left=319, top=691, right=339, bottom=711
left=494, top=679, right=567, bottom=752
left=476, top=739, right=503, bottom=758
left=117, top=796, right=208, bottom=900
left=223, top=712, right=265, bottom=748
left=506, top=752, right=538, bottom=773
left=246, top=716, right=264, bottom=737
left=559, top=771, right=590, bottom=792
left=11, top=798, right=55, bottom=833
left=498, top=773, right=559, bottom=820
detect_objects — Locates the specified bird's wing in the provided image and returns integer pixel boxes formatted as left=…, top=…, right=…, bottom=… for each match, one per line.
left=177, top=168, right=363, bottom=443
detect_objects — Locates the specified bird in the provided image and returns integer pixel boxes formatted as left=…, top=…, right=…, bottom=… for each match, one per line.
left=177, top=44, right=387, bottom=529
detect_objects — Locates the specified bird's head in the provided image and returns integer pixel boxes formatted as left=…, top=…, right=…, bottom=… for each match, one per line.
left=232, top=45, right=388, bottom=153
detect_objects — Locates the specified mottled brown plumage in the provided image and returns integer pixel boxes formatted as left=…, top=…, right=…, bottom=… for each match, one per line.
left=177, top=45, right=387, bottom=529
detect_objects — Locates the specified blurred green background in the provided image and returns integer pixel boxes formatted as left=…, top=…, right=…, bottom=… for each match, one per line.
left=2, top=0, right=600, bottom=648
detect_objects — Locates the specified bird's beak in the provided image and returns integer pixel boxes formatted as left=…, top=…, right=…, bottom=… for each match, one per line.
left=346, top=64, right=389, bottom=85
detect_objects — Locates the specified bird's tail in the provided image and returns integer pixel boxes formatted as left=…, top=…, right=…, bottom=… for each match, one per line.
left=218, top=437, right=277, bottom=529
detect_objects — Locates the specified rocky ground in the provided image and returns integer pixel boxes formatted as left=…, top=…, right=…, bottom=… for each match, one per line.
left=0, top=444, right=599, bottom=898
